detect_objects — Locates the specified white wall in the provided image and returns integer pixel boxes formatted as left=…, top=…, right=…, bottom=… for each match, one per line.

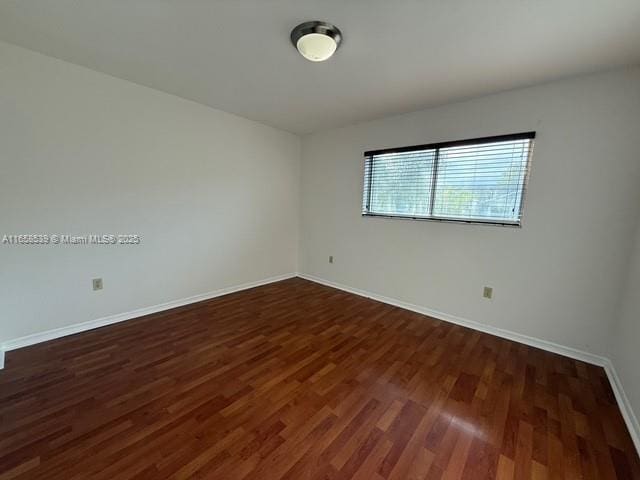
left=299, top=67, right=640, bottom=356
left=611, top=218, right=640, bottom=432
left=0, top=41, right=300, bottom=344
left=1, top=39, right=639, bottom=436
left=2, top=38, right=639, bottom=370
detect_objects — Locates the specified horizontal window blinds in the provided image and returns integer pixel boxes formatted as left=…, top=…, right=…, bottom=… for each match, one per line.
left=363, top=132, right=535, bottom=226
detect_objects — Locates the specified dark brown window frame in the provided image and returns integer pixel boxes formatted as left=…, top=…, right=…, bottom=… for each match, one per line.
left=362, top=132, right=536, bottom=227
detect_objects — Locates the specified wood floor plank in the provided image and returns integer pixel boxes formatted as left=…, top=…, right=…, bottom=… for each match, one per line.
left=1, top=277, right=638, bottom=479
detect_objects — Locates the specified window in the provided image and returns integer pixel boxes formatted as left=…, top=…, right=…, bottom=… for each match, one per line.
left=362, top=132, right=535, bottom=226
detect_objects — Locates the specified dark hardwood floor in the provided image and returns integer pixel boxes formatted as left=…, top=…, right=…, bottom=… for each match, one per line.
left=1, top=277, right=638, bottom=479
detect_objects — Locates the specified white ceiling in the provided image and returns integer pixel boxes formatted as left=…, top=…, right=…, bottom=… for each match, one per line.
left=1, top=1, right=639, bottom=134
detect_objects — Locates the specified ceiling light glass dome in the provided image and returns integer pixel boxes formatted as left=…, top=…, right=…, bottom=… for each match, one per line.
left=291, top=21, right=342, bottom=62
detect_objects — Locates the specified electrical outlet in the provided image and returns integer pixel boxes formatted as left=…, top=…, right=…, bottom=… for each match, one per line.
left=92, top=278, right=103, bottom=291
left=329, top=255, right=334, bottom=264
left=483, top=286, right=493, bottom=299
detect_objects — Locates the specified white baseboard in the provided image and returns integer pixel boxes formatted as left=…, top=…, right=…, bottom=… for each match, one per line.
left=298, top=273, right=607, bottom=366
left=0, top=272, right=296, bottom=355
left=603, top=359, right=640, bottom=455
left=298, top=272, right=640, bottom=456
left=1, top=271, right=637, bottom=457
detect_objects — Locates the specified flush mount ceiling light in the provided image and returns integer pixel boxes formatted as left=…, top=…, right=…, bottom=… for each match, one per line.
left=290, top=21, right=342, bottom=62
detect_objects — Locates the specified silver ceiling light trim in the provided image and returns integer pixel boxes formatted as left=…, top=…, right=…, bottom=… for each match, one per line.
left=290, top=21, right=342, bottom=62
